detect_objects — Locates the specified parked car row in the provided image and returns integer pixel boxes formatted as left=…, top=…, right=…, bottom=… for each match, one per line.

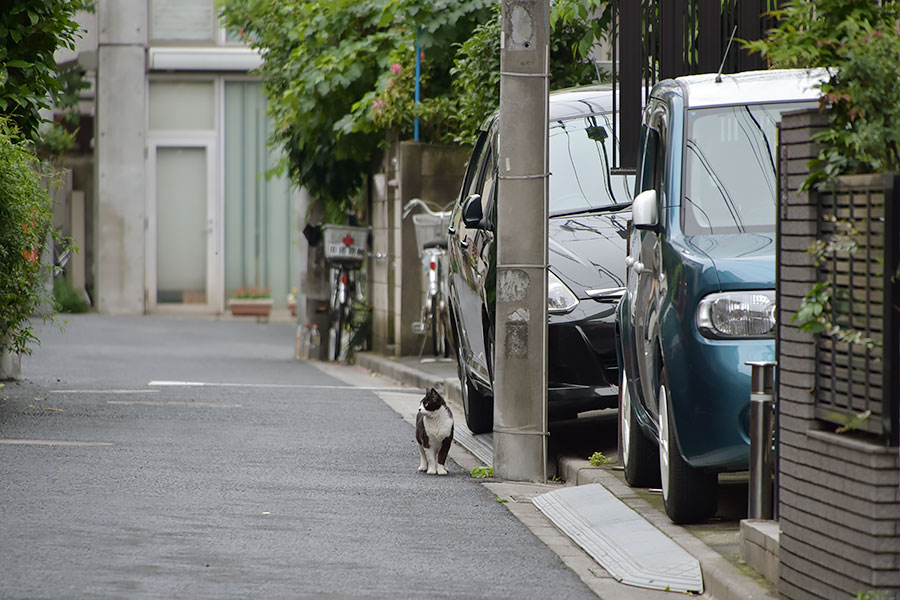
left=446, top=69, right=824, bottom=524
left=446, top=86, right=633, bottom=435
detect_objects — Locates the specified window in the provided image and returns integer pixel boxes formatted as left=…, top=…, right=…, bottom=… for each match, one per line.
left=682, top=101, right=816, bottom=235
left=151, top=0, right=215, bottom=43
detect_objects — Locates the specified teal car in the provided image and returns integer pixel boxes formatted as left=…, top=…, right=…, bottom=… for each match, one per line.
left=616, top=69, right=822, bottom=524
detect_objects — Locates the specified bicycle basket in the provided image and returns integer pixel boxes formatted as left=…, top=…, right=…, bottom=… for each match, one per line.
left=412, top=213, right=450, bottom=257
left=322, top=225, right=369, bottom=264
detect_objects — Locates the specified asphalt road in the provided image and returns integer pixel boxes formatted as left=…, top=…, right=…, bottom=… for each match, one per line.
left=0, top=314, right=598, bottom=599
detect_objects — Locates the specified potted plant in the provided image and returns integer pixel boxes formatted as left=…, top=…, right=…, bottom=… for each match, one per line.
left=228, top=287, right=274, bottom=320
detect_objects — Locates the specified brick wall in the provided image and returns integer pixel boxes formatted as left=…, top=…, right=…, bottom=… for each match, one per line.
left=777, top=110, right=900, bottom=599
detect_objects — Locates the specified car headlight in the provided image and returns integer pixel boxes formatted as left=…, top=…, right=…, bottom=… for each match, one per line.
left=696, top=291, right=776, bottom=339
left=548, top=271, right=578, bottom=314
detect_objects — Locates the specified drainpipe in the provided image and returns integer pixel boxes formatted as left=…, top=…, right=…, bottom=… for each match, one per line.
left=414, top=27, right=421, bottom=142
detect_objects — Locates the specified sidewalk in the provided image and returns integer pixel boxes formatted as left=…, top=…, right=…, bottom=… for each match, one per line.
left=353, top=351, right=778, bottom=600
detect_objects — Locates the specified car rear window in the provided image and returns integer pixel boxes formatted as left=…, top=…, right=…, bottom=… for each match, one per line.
left=549, top=114, right=633, bottom=215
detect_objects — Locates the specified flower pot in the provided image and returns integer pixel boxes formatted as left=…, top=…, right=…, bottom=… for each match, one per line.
left=228, top=298, right=274, bottom=321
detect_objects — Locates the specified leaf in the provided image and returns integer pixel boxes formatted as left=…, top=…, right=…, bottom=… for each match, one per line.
left=5, top=60, right=32, bottom=69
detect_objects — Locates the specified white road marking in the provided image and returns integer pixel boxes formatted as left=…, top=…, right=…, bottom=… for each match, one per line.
left=50, top=389, right=159, bottom=394
left=1, top=439, right=113, bottom=447
left=148, top=380, right=411, bottom=392
left=106, top=400, right=241, bottom=408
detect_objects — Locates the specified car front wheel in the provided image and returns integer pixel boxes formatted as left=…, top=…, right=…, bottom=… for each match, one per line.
left=658, top=364, right=717, bottom=524
left=620, top=367, right=660, bottom=488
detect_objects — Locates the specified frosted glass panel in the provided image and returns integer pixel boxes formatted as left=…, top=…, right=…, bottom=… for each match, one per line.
left=149, top=82, right=215, bottom=130
left=157, top=147, right=207, bottom=304
left=223, top=81, right=294, bottom=307
left=151, top=0, right=214, bottom=41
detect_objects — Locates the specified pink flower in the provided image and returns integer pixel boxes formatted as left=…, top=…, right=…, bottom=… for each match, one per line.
left=391, top=63, right=402, bottom=75
left=372, top=98, right=385, bottom=110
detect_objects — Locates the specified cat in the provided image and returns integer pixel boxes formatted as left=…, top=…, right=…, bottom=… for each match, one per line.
left=415, top=387, right=454, bottom=475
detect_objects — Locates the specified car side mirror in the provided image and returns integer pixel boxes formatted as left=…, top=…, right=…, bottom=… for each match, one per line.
left=632, top=189, right=659, bottom=230
left=462, top=194, right=485, bottom=229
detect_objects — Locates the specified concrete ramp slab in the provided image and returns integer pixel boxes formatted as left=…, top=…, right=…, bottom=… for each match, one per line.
left=453, top=421, right=493, bottom=467
left=532, top=483, right=703, bottom=594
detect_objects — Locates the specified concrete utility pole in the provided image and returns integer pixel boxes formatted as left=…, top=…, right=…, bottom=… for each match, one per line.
left=494, top=0, right=549, bottom=482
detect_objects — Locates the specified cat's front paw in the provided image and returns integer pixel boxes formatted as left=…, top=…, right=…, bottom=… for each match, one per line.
left=418, top=463, right=427, bottom=472
left=436, top=465, right=448, bottom=476
left=426, top=466, right=437, bottom=475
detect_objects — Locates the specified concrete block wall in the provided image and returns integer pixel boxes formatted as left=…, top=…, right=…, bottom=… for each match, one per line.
left=369, top=141, right=468, bottom=356
left=776, top=109, right=900, bottom=600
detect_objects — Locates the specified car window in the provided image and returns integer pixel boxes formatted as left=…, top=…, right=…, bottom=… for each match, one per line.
left=682, top=101, right=816, bottom=235
left=461, top=129, right=490, bottom=206
left=549, top=113, right=633, bottom=216
left=479, top=127, right=499, bottom=227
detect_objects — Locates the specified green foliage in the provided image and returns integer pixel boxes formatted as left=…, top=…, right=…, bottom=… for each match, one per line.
left=744, top=0, right=900, bottom=186
left=589, top=451, right=610, bottom=466
left=233, top=286, right=272, bottom=299
left=471, top=465, right=494, bottom=478
left=451, top=0, right=612, bottom=143
left=0, top=122, right=67, bottom=355
left=218, top=0, right=611, bottom=213
left=809, top=27, right=900, bottom=185
left=218, top=0, right=493, bottom=215
left=791, top=215, right=878, bottom=348
left=54, top=276, right=89, bottom=314
left=0, top=0, right=92, bottom=142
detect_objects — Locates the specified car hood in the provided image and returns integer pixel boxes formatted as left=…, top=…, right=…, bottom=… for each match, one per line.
left=684, top=232, right=776, bottom=289
left=548, top=210, right=630, bottom=297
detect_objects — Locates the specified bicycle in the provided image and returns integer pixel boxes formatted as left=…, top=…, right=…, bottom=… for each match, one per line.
left=321, top=223, right=369, bottom=362
left=402, top=198, right=453, bottom=359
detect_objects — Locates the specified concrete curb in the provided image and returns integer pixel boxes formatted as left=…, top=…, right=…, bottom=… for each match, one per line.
left=355, top=353, right=461, bottom=403
left=354, top=351, right=777, bottom=600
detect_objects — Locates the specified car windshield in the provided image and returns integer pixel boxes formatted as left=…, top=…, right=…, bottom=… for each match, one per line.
left=549, top=114, right=633, bottom=216
left=682, top=101, right=816, bottom=235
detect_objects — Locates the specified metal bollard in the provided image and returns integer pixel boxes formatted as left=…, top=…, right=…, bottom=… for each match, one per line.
left=746, top=361, right=776, bottom=520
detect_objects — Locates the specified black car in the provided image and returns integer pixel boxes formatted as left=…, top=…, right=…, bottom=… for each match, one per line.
left=447, top=86, right=633, bottom=434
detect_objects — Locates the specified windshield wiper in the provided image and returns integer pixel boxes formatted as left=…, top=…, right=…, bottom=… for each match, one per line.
left=550, top=202, right=631, bottom=218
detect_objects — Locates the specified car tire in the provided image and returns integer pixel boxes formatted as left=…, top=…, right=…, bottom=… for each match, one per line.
left=457, top=347, right=493, bottom=434
left=658, top=364, right=718, bottom=524
left=430, top=293, right=440, bottom=356
left=620, top=368, right=661, bottom=488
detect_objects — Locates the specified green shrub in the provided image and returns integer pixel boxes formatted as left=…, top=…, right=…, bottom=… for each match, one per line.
left=0, top=122, right=67, bottom=354
left=54, top=276, right=90, bottom=314
left=744, top=0, right=900, bottom=185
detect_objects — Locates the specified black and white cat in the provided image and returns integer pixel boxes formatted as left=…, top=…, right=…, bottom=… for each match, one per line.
left=415, top=388, right=454, bottom=475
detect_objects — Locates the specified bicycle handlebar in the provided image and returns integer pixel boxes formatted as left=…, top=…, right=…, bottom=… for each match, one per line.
left=402, top=198, right=454, bottom=220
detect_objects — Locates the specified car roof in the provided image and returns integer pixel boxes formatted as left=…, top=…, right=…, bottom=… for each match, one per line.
left=548, top=85, right=616, bottom=120
left=480, top=84, right=616, bottom=130
left=665, top=68, right=827, bottom=108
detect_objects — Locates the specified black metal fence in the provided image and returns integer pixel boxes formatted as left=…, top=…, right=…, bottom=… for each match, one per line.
left=611, top=0, right=780, bottom=171
left=815, top=176, right=900, bottom=445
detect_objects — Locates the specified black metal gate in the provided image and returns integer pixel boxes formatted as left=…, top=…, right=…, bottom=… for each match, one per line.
left=611, top=0, right=780, bottom=171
